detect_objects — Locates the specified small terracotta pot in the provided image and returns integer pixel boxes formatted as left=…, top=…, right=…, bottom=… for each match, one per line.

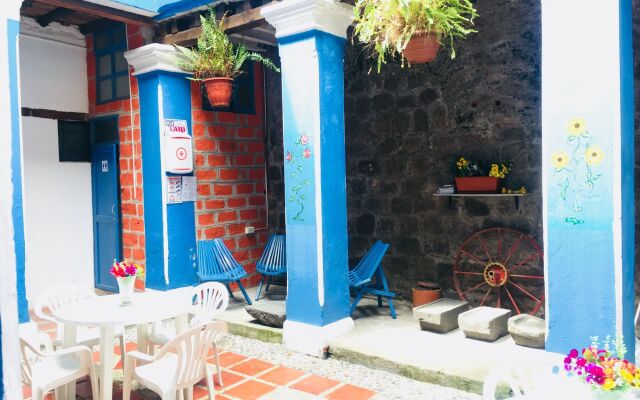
left=203, top=77, right=234, bottom=107
left=455, top=176, right=500, bottom=193
left=412, top=284, right=442, bottom=308
left=403, top=33, right=441, bottom=64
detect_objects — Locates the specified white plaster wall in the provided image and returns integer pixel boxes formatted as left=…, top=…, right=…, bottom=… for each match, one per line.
left=20, top=30, right=94, bottom=303
left=19, top=33, right=88, bottom=112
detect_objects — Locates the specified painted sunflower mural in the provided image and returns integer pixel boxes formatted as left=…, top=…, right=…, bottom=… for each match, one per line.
left=552, top=118, right=604, bottom=225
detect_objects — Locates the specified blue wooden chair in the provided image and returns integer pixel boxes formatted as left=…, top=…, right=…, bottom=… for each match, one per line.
left=197, top=239, right=252, bottom=305
left=255, top=234, right=286, bottom=301
left=349, top=240, right=396, bottom=319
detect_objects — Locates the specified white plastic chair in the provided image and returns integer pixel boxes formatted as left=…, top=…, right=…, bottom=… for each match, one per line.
left=147, top=282, right=229, bottom=385
left=34, top=284, right=127, bottom=363
left=20, top=326, right=99, bottom=400
left=123, top=321, right=228, bottom=400
left=482, top=362, right=575, bottom=399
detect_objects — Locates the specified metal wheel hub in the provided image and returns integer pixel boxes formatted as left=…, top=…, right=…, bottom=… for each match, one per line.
left=484, top=262, right=508, bottom=287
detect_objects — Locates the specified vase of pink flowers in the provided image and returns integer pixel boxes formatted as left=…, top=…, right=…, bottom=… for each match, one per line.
left=111, top=260, right=144, bottom=305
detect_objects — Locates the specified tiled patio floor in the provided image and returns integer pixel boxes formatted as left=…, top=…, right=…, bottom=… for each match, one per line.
left=25, top=314, right=377, bottom=400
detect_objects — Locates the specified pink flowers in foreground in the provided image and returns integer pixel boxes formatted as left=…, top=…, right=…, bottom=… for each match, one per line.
left=564, top=337, right=640, bottom=392
left=110, top=259, right=144, bottom=279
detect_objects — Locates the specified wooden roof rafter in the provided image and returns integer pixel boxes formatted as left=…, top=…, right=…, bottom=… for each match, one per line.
left=160, top=1, right=274, bottom=46
left=35, top=0, right=154, bottom=26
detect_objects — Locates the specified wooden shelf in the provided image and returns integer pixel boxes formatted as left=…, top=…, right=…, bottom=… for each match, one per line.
left=433, top=192, right=526, bottom=209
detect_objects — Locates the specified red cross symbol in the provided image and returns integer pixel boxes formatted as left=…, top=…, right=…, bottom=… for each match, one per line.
left=176, top=147, right=187, bottom=161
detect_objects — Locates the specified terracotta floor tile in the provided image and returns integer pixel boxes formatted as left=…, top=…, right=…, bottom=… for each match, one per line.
left=291, top=375, right=341, bottom=396
left=324, top=384, right=376, bottom=400
left=216, top=352, right=247, bottom=367
left=197, top=370, right=246, bottom=389
left=223, top=379, right=276, bottom=400
left=214, top=371, right=247, bottom=390
left=193, top=385, right=213, bottom=399
left=257, top=366, right=306, bottom=386
left=114, top=341, right=138, bottom=355
left=230, top=359, right=274, bottom=376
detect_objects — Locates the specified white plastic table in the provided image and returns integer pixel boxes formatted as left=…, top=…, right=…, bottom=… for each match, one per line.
left=54, top=289, right=194, bottom=400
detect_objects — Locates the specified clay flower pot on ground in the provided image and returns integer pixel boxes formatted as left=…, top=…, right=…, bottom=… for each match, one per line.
left=412, top=281, right=442, bottom=308
left=455, top=176, right=500, bottom=193
left=203, top=77, right=234, bottom=107
left=402, top=33, right=441, bottom=64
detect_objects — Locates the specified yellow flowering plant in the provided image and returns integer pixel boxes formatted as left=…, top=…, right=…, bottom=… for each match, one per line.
left=452, top=157, right=512, bottom=178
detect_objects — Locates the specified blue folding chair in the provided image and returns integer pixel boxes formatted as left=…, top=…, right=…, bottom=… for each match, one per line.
left=349, top=240, right=396, bottom=319
left=197, top=239, right=252, bottom=305
left=255, top=234, right=286, bottom=301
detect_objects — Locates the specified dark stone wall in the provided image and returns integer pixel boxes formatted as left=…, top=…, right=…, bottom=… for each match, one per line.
left=265, top=0, right=640, bottom=306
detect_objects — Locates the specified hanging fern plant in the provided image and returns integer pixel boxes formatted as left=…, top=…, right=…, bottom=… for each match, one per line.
left=174, top=10, right=279, bottom=106
left=353, top=0, right=478, bottom=72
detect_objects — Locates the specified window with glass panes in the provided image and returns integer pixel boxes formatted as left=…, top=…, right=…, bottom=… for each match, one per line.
left=94, top=24, right=129, bottom=103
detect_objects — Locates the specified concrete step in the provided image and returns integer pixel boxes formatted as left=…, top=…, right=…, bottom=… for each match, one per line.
left=245, top=301, right=286, bottom=328
left=508, top=314, right=545, bottom=348
left=458, top=306, right=512, bottom=342
left=413, top=298, right=470, bottom=333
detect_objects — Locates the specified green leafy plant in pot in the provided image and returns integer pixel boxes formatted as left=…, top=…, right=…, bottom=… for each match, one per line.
left=353, top=0, right=478, bottom=72
left=174, top=10, right=279, bottom=107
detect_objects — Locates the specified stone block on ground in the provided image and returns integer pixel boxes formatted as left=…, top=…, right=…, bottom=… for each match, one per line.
left=458, top=306, right=511, bottom=342
left=245, top=301, right=286, bottom=328
left=413, top=298, right=470, bottom=333
left=508, top=314, right=545, bottom=348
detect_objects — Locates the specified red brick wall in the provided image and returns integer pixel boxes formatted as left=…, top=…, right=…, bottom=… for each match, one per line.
left=192, top=63, right=269, bottom=289
left=86, top=24, right=145, bottom=288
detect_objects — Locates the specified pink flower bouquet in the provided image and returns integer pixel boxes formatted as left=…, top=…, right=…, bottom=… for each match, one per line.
left=564, top=336, right=640, bottom=393
left=110, top=259, right=144, bottom=279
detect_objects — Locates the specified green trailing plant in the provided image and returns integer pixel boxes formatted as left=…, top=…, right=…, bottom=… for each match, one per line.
left=174, top=10, right=279, bottom=80
left=353, top=0, right=478, bottom=72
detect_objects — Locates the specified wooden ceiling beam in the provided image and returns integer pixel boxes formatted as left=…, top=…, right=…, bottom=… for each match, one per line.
left=38, top=0, right=154, bottom=26
left=161, top=4, right=270, bottom=45
left=79, top=17, right=119, bottom=34
left=36, top=7, right=75, bottom=27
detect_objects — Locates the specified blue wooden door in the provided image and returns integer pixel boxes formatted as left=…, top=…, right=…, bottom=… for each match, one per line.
left=91, top=144, right=121, bottom=291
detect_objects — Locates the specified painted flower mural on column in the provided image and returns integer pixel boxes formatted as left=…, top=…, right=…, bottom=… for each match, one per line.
left=552, top=118, right=604, bottom=225
left=286, top=133, right=312, bottom=222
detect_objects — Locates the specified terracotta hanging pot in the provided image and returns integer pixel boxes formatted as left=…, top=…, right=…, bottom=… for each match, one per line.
left=403, top=32, right=441, bottom=64
left=412, top=281, right=442, bottom=308
left=203, top=77, right=234, bottom=107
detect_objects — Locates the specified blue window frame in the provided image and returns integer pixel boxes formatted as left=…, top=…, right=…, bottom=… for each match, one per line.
left=94, top=24, right=129, bottom=103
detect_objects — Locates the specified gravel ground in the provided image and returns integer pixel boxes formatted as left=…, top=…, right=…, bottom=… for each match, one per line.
left=132, top=323, right=480, bottom=400
left=217, top=333, right=480, bottom=400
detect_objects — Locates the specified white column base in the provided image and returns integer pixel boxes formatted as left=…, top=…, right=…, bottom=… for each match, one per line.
left=283, top=317, right=354, bottom=357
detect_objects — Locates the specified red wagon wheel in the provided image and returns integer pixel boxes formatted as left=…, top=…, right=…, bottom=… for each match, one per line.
left=453, top=228, right=544, bottom=316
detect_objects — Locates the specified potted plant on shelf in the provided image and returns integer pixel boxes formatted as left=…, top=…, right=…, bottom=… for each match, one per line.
left=353, top=0, right=478, bottom=72
left=174, top=10, right=279, bottom=107
left=453, top=157, right=512, bottom=193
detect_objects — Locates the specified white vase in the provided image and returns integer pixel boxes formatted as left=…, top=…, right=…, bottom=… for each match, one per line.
left=117, top=276, right=136, bottom=305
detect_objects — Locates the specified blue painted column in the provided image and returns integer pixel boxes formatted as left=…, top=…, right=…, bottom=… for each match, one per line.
left=1, top=3, right=28, bottom=398
left=125, top=44, right=198, bottom=290
left=542, top=0, right=635, bottom=357
left=263, top=0, right=355, bottom=356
